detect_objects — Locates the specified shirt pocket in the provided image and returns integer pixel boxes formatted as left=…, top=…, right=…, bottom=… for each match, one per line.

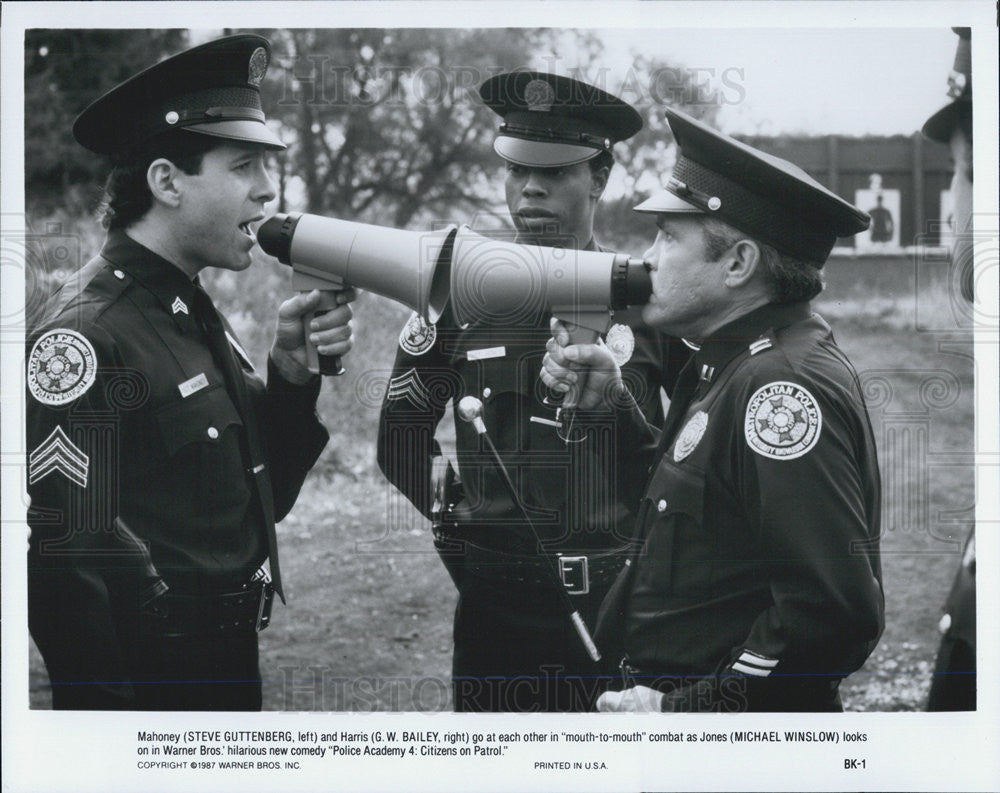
left=153, top=385, right=249, bottom=513
left=637, top=458, right=708, bottom=596
left=155, top=384, right=243, bottom=455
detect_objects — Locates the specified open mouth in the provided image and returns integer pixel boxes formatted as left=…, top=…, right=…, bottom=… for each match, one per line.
left=239, top=218, right=263, bottom=241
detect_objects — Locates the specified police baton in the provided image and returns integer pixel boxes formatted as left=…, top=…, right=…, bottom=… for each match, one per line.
left=457, top=396, right=601, bottom=662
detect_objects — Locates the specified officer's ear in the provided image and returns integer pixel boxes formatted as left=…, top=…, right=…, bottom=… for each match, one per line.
left=722, top=239, right=761, bottom=288
left=146, top=158, right=183, bottom=209
left=589, top=165, right=610, bottom=200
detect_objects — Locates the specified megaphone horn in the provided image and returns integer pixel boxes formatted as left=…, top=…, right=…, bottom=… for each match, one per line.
left=258, top=213, right=456, bottom=375
left=450, top=226, right=651, bottom=408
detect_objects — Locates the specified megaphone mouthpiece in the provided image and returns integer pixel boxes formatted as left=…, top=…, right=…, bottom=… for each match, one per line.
left=257, top=213, right=300, bottom=264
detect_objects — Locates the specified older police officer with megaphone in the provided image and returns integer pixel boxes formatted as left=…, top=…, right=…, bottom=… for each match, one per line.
left=543, top=108, right=884, bottom=712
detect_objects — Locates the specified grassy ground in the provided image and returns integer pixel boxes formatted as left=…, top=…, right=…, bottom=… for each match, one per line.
left=27, top=251, right=975, bottom=711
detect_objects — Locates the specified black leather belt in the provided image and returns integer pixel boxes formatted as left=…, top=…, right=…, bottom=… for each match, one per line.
left=142, top=573, right=274, bottom=638
left=463, top=542, right=628, bottom=596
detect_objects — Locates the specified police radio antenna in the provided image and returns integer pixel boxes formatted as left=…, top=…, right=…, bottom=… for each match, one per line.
left=456, top=396, right=601, bottom=662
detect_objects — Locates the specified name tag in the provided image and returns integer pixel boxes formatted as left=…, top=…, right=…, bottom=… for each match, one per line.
left=467, top=346, right=506, bottom=361
left=178, top=373, right=209, bottom=398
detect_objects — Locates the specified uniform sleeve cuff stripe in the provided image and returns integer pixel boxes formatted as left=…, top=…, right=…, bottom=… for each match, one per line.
left=739, top=651, right=779, bottom=667
left=731, top=662, right=771, bottom=677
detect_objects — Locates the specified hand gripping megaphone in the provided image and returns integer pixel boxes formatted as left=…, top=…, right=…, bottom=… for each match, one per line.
left=257, top=213, right=456, bottom=375
left=449, top=227, right=651, bottom=407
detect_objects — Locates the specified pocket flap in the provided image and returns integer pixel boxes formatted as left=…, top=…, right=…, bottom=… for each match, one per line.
left=645, top=458, right=704, bottom=521
left=155, top=385, right=242, bottom=456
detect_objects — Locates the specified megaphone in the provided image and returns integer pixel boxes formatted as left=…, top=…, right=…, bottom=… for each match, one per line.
left=450, top=226, right=651, bottom=407
left=257, top=213, right=455, bottom=375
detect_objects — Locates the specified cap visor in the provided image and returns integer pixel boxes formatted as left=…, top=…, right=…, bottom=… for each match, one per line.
left=633, top=188, right=703, bottom=214
left=184, top=120, right=287, bottom=150
left=921, top=103, right=960, bottom=143
left=494, top=136, right=598, bottom=168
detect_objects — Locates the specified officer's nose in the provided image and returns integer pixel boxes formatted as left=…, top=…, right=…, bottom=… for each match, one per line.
left=642, top=242, right=657, bottom=268
left=522, top=170, right=547, bottom=197
left=254, top=164, right=278, bottom=205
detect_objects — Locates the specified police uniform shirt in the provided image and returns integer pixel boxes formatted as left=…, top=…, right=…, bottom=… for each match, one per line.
left=26, top=230, right=329, bottom=701
left=378, top=240, right=690, bottom=555
left=597, top=301, right=884, bottom=707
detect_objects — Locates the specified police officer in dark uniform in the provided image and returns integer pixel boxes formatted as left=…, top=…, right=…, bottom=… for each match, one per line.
left=377, top=72, right=689, bottom=712
left=26, top=35, right=354, bottom=710
left=923, top=27, right=975, bottom=711
left=542, top=108, right=885, bottom=712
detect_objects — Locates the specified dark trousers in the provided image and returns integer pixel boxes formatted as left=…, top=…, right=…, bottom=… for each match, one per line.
left=927, top=636, right=976, bottom=711
left=451, top=587, right=610, bottom=713
left=48, top=628, right=261, bottom=711
left=119, top=627, right=262, bottom=711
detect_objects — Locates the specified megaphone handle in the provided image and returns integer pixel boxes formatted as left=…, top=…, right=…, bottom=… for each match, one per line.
left=561, top=323, right=601, bottom=409
left=304, top=289, right=346, bottom=376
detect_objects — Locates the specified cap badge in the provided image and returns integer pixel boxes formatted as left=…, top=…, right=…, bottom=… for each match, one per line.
left=248, top=47, right=269, bottom=87
left=525, top=79, right=556, bottom=112
left=946, top=69, right=967, bottom=99
left=673, top=411, right=708, bottom=462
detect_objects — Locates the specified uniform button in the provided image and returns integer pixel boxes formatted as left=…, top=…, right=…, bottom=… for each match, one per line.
left=938, top=613, right=952, bottom=635
left=207, top=426, right=219, bottom=440
left=657, top=499, right=668, bottom=512
left=483, top=387, right=492, bottom=399
left=113, top=270, right=125, bottom=280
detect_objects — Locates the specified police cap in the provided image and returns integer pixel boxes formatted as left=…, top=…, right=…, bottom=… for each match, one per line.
left=73, top=34, right=286, bottom=155
left=478, top=71, right=642, bottom=168
left=922, top=27, right=972, bottom=143
left=634, top=108, right=870, bottom=265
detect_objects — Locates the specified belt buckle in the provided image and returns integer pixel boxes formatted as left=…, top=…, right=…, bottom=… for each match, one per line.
left=558, top=555, right=589, bottom=595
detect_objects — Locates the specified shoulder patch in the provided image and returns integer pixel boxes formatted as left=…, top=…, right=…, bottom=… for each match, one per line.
left=28, top=328, right=98, bottom=406
left=673, top=411, right=708, bottom=462
left=604, top=323, right=635, bottom=366
left=399, top=313, right=436, bottom=356
left=744, top=381, right=822, bottom=460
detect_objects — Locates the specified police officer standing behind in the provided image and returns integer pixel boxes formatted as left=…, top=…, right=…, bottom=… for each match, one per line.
left=377, top=72, right=689, bottom=712
left=542, top=108, right=884, bottom=712
left=26, top=35, right=354, bottom=710
left=923, top=27, right=975, bottom=711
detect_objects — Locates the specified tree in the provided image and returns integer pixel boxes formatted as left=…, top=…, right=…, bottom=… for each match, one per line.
left=24, top=29, right=190, bottom=216
left=257, top=28, right=554, bottom=226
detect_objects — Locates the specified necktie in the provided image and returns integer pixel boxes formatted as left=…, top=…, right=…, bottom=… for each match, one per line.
left=594, top=357, right=701, bottom=655
left=191, top=286, right=283, bottom=600
left=654, top=357, right=700, bottom=461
